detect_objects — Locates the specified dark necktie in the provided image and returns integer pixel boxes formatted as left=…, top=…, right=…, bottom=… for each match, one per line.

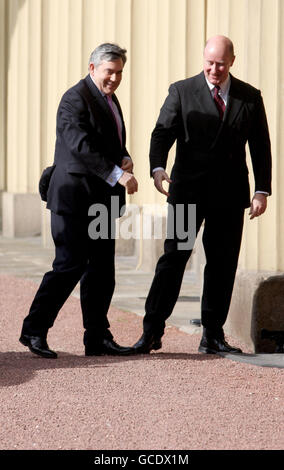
left=213, top=85, right=225, bottom=119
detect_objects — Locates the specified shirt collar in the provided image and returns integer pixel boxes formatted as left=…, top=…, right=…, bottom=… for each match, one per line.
left=89, top=73, right=109, bottom=98
left=205, top=74, right=231, bottom=95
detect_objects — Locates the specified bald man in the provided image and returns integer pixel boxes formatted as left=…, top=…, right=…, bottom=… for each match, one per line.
left=132, top=35, right=272, bottom=355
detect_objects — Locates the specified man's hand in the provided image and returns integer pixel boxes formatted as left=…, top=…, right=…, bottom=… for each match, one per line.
left=153, top=170, right=172, bottom=197
left=121, top=157, right=133, bottom=173
left=249, top=193, right=268, bottom=219
left=118, top=171, right=138, bottom=194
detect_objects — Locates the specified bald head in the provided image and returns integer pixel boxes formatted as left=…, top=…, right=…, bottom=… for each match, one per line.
left=203, top=35, right=235, bottom=85
left=205, top=35, right=235, bottom=58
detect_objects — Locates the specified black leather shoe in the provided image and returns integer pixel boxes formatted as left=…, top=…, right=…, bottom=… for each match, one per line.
left=19, top=334, right=57, bottom=359
left=132, top=333, right=162, bottom=354
left=198, top=336, right=242, bottom=354
left=85, top=338, right=135, bottom=356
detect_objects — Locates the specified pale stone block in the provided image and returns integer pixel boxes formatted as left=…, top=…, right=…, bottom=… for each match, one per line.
left=2, top=192, right=41, bottom=237
left=41, top=205, right=54, bottom=248
left=225, top=269, right=284, bottom=352
left=133, top=211, right=205, bottom=276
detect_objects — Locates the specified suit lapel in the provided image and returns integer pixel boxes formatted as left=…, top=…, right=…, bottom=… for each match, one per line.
left=193, top=73, right=220, bottom=119
left=83, top=75, right=122, bottom=138
left=112, top=93, right=126, bottom=144
left=192, top=73, right=223, bottom=147
left=223, top=74, right=244, bottom=126
left=192, top=73, right=246, bottom=148
left=193, top=73, right=244, bottom=125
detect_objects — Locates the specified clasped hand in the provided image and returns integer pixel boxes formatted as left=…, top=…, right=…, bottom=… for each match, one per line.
left=118, top=157, right=138, bottom=194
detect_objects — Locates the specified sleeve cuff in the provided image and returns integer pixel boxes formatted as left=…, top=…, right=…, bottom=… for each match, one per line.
left=106, top=165, right=124, bottom=187
left=152, top=167, right=165, bottom=174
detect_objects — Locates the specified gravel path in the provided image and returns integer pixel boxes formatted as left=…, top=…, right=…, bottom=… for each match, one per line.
left=0, top=274, right=283, bottom=451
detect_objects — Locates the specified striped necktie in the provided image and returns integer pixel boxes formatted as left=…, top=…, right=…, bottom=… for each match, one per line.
left=213, top=85, right=225, bottom=119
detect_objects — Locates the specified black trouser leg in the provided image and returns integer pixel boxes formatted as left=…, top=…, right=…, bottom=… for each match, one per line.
left=143, top=204, right=204, bottom=337
left=21, top=269, right=85, bottom=337
left=201, top=208, right=244, bottom=336
left=143, top=204, right=244, bottom=338
left=21, top=213, right=88, bottom=337
left=21, top=212, right=116, bottom=343
left=81, top=237, right=116, bottom=346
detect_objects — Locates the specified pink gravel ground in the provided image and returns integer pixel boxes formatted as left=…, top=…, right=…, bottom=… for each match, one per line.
left=0, top=274, right=283, bottom=450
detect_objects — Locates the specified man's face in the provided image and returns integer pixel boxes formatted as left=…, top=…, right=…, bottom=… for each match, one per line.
left=203, top=43, right=235, bottom=86
left=89, top=58, right=124, bottom=95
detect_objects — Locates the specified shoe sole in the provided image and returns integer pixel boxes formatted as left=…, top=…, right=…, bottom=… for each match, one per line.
left=19, top=337, right=57, bottom=359
left=133, top=342, right=162, bottom=354
left=85, top=348, right=137, bottom=356
left=198, top=345, right=242, bottom=355
left=198, top=345, right=217, bottom=354
left=85, top=351, right=134, bottom=356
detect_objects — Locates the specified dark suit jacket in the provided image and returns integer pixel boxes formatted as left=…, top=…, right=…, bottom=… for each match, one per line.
left=150, top=72, right=272, bottom=208
left=47, top=74, right=128, bottom=216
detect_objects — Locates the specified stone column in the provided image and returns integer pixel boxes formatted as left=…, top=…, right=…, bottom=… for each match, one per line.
left=0, top=0, right=7, bottom=228
left=2, top=0, right=42, bottom=237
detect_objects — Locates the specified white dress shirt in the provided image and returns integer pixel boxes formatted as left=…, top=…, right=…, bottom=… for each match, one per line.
left=205, top=75, right=230, bottom=106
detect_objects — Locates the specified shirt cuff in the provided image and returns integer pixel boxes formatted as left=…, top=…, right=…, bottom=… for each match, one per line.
left=152, top=167, right=165, bottom=174
left=106, top=165, right=124, bottom=187
left=255, top=191, right=269, bottom=196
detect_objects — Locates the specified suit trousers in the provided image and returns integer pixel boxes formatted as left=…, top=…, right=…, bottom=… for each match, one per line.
left=21, top=211, right=116, bottom=346
left=143, top=203, right=244, bottom=338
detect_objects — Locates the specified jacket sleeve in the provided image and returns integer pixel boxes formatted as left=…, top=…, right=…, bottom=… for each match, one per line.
left=149, top=83, right=182, bottom=175
left=56, top=88, right=118, bottom=181
left=248, top=91, right=272, bottom=195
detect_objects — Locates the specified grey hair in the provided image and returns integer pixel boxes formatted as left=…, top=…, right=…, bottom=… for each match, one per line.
left=89, top=43, right=127, bottom=67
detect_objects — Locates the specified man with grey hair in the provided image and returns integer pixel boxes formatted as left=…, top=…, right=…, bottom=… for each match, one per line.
left=89, top=42, right=127, bottom=67
left=19, top=43, right=138, bottom=358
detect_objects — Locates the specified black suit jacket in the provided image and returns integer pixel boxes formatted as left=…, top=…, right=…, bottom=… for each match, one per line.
left=47, top=74, right=128, bottom=216
left=150, top=72, right=272, bottom=208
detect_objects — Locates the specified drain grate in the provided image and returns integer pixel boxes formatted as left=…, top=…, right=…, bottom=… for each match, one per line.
left=178, top=296, right=200, bottom=302
left=139, top=296, right=200, bottom=302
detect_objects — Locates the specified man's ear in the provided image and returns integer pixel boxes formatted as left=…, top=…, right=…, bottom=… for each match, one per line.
left=89, top=62, right=95, bottom=75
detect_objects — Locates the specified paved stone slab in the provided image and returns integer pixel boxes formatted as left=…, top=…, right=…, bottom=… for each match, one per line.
left=219, top=352, right=284, bottom=368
